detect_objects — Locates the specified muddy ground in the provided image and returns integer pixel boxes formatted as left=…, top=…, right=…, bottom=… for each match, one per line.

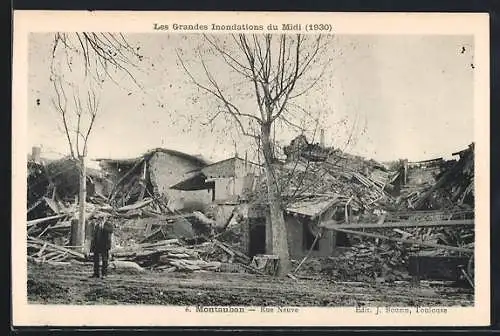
left=27, top=261, right=473, bottom=307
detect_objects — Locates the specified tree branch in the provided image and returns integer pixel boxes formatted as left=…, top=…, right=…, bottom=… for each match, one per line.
left=50, top=77, right=75, bottom=159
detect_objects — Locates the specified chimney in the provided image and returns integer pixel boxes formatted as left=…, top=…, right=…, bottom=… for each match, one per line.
left=320, top=129, right=325, bottom=148
left=31, top=146, right=41, bottom=163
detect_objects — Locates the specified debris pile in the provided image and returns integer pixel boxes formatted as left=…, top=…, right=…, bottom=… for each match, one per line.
left=111, top=239, right=222, bottom=272
left=26, top=175, right=259, bottom=274
left=26, top=140, right=475, bottom=286
left=28, top=236, right=86, bottom=265
left=27, top=157, right=111, bottom=220
left=397, top=143, right=474, bottom=210
left=314, top=208, right=475, bottom=283
left=277, top=138, right=475, bottom=284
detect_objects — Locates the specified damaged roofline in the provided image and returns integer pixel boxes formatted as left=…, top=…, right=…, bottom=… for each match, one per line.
left=93, top=147, right=211, bottom=167
left=170, top=171, right=215, bottom=191
left=185, top=156, right=264, bottom=175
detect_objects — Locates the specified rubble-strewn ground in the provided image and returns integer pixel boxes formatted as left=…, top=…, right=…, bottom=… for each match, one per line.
left=28, top=262, right=473, bottom=306
left=26, top=142, right=476, bottom=308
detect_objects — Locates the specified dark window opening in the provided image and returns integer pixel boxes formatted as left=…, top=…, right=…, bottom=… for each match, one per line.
left=303, top=221, right=319, bottom=251
left=335, top=231, right=351, bottom=247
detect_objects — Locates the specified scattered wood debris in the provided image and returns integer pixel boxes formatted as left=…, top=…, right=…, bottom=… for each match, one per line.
left=26, top=141, right=476, bottom=288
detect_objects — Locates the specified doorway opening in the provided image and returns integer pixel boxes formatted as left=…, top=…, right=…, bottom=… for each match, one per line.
left=249, top=224, right=266, bottom=257
left=303, top=221, right=319, bottom=251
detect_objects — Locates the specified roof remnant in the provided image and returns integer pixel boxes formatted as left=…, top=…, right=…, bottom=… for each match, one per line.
left=170, top=171, right=215, bottom=191
left=285, top=195, right=341, bottom=219
left=95, top=148, right=210, bottom=167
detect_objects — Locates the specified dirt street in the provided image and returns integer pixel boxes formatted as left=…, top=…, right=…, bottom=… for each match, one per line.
left=27, top=262, right=474, bottom=307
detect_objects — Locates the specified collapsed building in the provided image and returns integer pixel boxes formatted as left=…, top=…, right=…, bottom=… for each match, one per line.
left=26, top=137, right=475, bottom=284
left=171, top=155, right=263, bottom=228
left=154, top=136, right=475, bottom=266
left=398, top=143, right=475, bottom=210
left=95, top=148, right=212, bottom=212
left=27, top=147, right=111, bottom=221
left=213, top=137, right=475, bottom=282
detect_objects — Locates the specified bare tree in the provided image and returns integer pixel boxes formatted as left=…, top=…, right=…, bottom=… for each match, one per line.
left=178, top=33, right=333, bottom=276
left=49, top=32, right=142, bottom=252
left=51, top=33, right=143, bottom=87
left=50, top=75, right=101, bottom=250
left=50, top=76, right=100, bottom=162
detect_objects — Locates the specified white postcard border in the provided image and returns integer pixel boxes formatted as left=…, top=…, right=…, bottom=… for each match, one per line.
left=12, top=10, right=490, bottom=327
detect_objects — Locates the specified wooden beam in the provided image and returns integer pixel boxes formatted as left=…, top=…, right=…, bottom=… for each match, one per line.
left=293, top=227, right=324, bottom=274
left=108, top=158, right=145, bottom=202
left=27, top=198, right=44, bottom=214
left=27, top=213, right=71, bottom=227
left=27, top=236, right=86, bottom=260
left=386, top=210, right=473, bottom=217
left=331, top=227, right=473, bottom=253
left=116, top=197, right=154, bottom=212
left=320, top=219, right=474, bottom=230
left=413, top=156, right=468, bottom=209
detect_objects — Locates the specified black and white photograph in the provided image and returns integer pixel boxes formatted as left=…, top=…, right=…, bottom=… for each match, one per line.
left=13, top=11, right=489, bottom=327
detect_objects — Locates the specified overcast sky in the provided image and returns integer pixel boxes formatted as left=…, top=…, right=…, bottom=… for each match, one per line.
left=27, top=33, right=474, bottom=166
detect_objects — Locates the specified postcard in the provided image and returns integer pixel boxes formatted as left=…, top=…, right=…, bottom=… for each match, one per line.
left=12, top=10, right=490, bottom=327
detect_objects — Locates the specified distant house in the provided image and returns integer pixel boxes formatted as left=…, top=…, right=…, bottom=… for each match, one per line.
left=201, top=156, right=263, bottom=203
left=171, top=155, right=264, bottom=226
left=96, top=148, right=212, bottom=211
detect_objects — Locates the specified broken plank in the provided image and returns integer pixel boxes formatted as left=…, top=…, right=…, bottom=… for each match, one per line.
left=332, top=227, right=473, bottom=253
left=219, top=241, right=250, bottom=262
left=293, top=228, right=323, bottom=274
left=140, top=227, right=162, bottom=243
left=36, top=242, right=48, bottom=258
left=238, top=262, right=266, bottom=275
left=27, top=198, right=45, bottom=214
left=48, top=252, right=68, bottom=262
left=45, top=222, right=71, bottom=230
left=138, top=239, right=180, bottom=248
left=116, top=198, right=154, bottom=212
left=108, top=158, right=145, bottom=202
left=27, top=214, right=70, bottom=227
left=27, top=236, right=86, bottom=260
left=141, top=213, right=197, bottom=223
left=320, top=219, right=474, bottom=230
left=213, top=239, right=235, bottom=256
left=41, top=251, right=60, bottom=261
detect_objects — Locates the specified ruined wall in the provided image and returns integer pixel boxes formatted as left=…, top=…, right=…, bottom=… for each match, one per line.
left=407, top=166, right=440, bottom=186
left=285, top=216, right=304, bottom=257
left=213, top=204, right=237, bottom=227
left=148, top=152, right=212, bottom=211
left=207, top=159, right=261, bottom=203
left=213, top=176, right=259, bottom=203
left=213, top=177, right=236, bottom=202
left=242, top=212, right=335, bottom=259
left=284, top=216, right=334, bottom=259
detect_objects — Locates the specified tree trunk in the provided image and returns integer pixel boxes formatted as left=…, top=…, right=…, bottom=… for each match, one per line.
left=78, top=155, right=88, bottom=253
left=261, top=123, right=290, bottom=276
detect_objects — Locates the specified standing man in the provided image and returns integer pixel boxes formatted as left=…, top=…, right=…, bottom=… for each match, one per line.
left=90, top=217, right=114, bottom=279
